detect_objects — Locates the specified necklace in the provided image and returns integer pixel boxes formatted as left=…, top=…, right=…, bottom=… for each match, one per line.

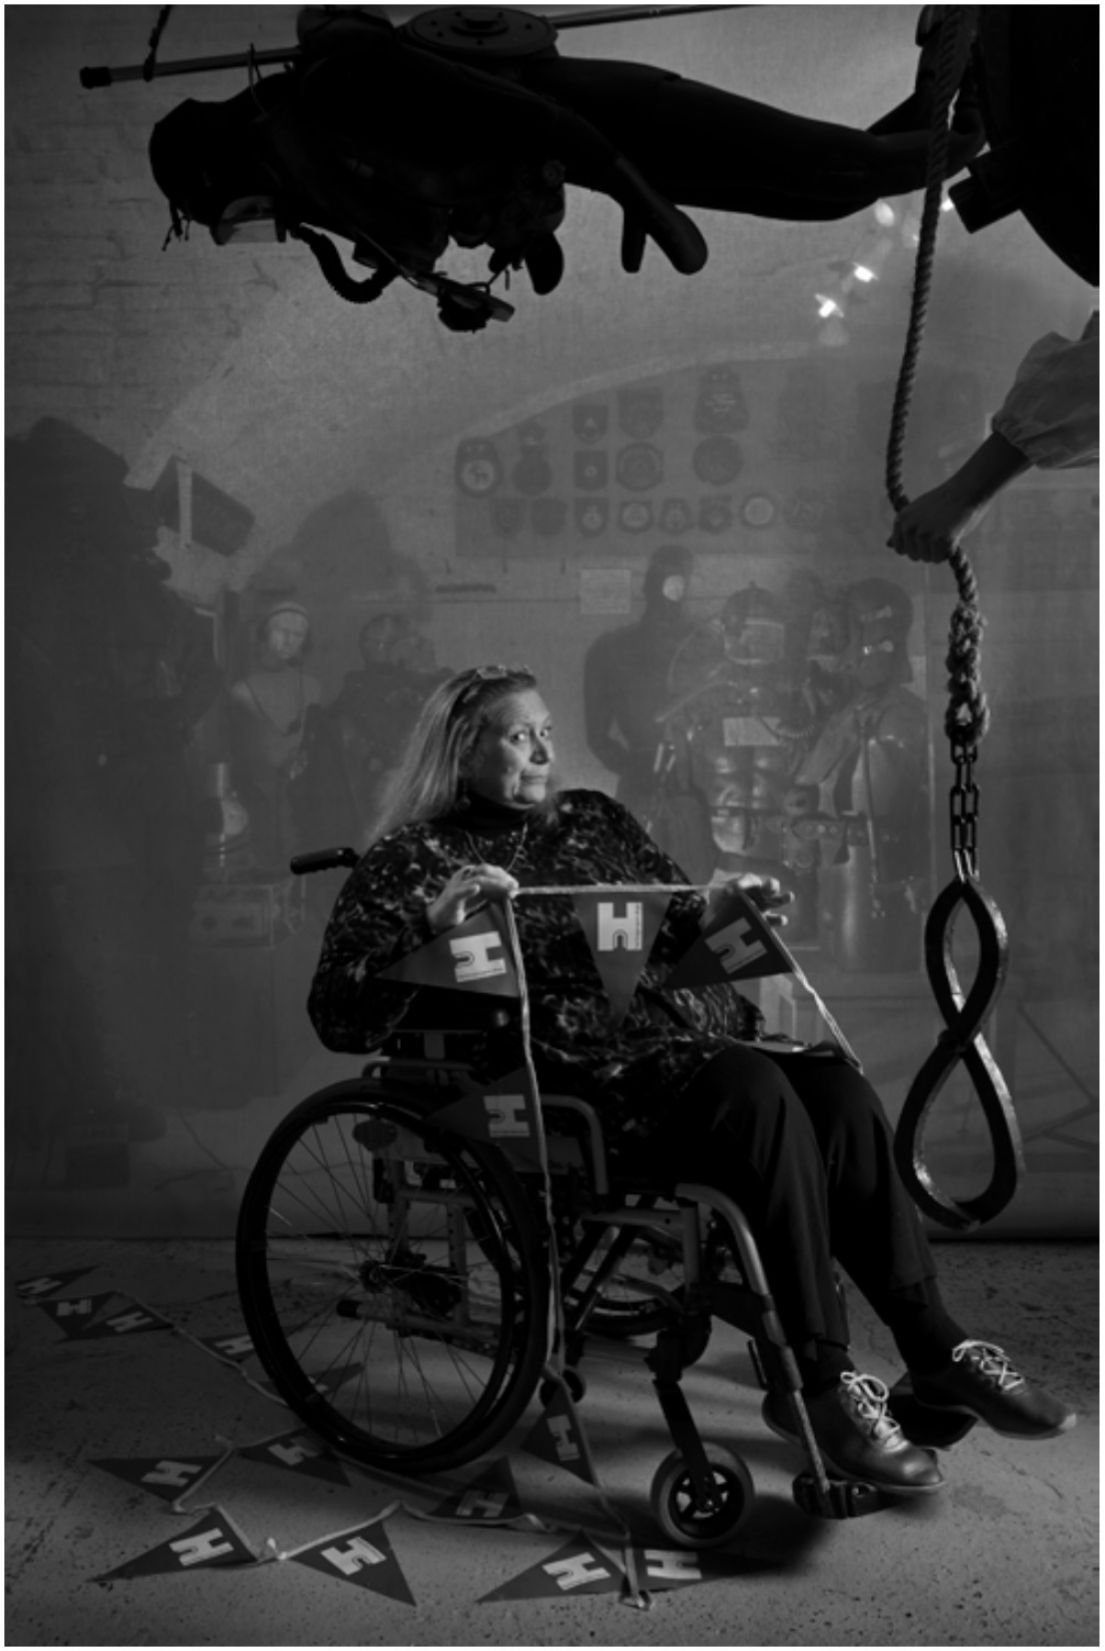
left=462, top=814, right=531, bottom=877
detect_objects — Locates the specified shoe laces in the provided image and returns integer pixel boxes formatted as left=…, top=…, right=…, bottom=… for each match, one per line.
left=840, top=1371, right=902, bottom=1442
left=951, top=1339, right=1024, bottom=1390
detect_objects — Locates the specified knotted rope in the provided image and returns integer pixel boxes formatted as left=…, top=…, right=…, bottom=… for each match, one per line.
left=883, top=7, right=1023, bottom=1229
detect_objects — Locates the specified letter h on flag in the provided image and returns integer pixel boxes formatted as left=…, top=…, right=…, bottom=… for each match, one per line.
left=663, top=887, right=794, bottom=990
left=380, top=904, right=519, bottom=998
left=571, top=892, right=671, bottom=1024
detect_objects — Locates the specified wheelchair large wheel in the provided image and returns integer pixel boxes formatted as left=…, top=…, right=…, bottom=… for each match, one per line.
left=236, top=1084, right=549, bottom=1476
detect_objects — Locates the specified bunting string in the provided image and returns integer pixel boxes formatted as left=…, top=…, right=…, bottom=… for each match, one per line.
left=511, top=881, right=860, bottom=1066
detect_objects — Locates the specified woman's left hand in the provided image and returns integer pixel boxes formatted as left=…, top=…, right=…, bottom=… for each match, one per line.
left=718, top=872, right=794, bottom=927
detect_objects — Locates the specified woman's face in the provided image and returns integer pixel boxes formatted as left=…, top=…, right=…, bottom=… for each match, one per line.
left=465, top=689, right=555, bottom=810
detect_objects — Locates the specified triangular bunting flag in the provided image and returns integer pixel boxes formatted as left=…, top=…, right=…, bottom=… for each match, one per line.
left=239, top=1430, right=349, bottom=1487
left=571, top=890, right=671, bottom=1024
left=256, top=1361, right=363, bottom=1411
left=428, top=1457, right=522, bottom=1523
left=283, top=1516, right=414, bottom=1604
left=664, top=887, right=794, bottom=989
left=196, top=1331, right=254, bottom=1364
left=38, top=1292, right=122, bottom=1336
left=428, top=1070, right=544, bottom=1171
left=92, top=1509, right=258, bottom=1582
left=74, top=1301, right=173, bottom=1339
left=90, top=1455, right=225, bottom=1503
left=379, top=903, right=518, bottom=997
left=520, top=1385, right=596, bottom=1485
left=479, top=1533, right=623, bottom=1601
left=625, top=1545, right=758, bottom=1593
left=305, top=1360, right=363, bottom=1400
left=15, top=1267, right=96, bottom=1302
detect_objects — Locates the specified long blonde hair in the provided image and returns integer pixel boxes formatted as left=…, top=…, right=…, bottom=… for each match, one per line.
left=372, top=664, right=540, bottom=840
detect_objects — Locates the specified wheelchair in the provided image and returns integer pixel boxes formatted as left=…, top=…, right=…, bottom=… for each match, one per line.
left=235, top=849, right=883, bottom=1548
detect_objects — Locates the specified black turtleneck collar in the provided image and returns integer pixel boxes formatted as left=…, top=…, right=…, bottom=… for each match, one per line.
left=438, top=792, right=537, bottom=835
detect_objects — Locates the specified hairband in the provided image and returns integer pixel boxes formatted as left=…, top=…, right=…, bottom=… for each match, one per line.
left=451, top=663, right=534, bottom=716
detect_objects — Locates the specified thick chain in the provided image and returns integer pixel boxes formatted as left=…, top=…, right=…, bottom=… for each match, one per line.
left=882, top=7, right=1022, bottom=1230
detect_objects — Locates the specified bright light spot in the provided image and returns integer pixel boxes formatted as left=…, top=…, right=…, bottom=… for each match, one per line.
left=853, top=264, right=876, bottom=283
left=815, top=294, right=842, bottom=319
left=940, top=194, right=955, bottom=212
left=874, top=200, right=897, bottom=226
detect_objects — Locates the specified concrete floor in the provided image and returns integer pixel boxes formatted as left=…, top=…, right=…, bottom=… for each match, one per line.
left=5, top=1235, right=1098, bottom=1647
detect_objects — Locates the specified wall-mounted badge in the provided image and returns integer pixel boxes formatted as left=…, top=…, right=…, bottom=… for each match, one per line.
left=659, top=497, right=693, bottom=535
left=783, top=487, right=826, bottom=530
left=618, top=500, right=654, bottom=534
left=617, top=385, right=665, bottom=439
left=741, top=492, right=777, bottom=528
left=455, top=438, right=502, bottom=497
left=530, top=498, right=567, bottom=538
left=490, top=497, right=525, bottom=539
left=517, top=417, right=548, bottom=451
left=616, top=443, right=663, bottom=491
left=572, top=401, right=609, bottom=444
left=574, top=450, right=608, bottom=491
left=694, top=365, right=749, bottom=434
left=512, top=450, right=553, bottom=496
left=699, top=495, right=733, bottom=534
left=692, top=436, right=743, bottom=486
left=574, top=498, right=609, bottom=537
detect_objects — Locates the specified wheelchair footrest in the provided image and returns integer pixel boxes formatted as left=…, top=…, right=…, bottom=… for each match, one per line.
left=792, top=1470, right=884, bottom=1520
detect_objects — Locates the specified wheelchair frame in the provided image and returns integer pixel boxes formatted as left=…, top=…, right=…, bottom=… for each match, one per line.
left=236, top=988, right=881, bottom=1546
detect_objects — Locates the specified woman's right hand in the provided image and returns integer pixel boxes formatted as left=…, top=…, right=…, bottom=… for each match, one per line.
left=425, top=863, right=520, bottom=935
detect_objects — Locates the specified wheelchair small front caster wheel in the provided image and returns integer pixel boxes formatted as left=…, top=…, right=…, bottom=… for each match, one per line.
left=649, top=1444, right=754, bottom=1549
left=792, top=1470, right=882, bottom=1519
left=539, top=1368, right=586, bottom=1407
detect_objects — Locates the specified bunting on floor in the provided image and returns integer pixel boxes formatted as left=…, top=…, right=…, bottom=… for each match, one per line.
left=71, top=1300, right=174, bottom=1340
left=91, top=1508, right=261, bottom=1583
left=195, top=1331, right=255, bottom=1364
left=478, top=1532, right=624, bottom=1601
left=89, top=1453, right=228, bottom=1504
left=424, top=1457, right=524, bottom=1524
left=277, top=1512, right=413, bottom=1604
left=36, top=1292, right=127, bottom=1336
left=521, top=1385, right=597, bottom=1486
left=14, top=1267, right=97, bottom=1302
left=623, top=1545, right=761, bottom=1593
left=238, top=1428, right=350, bottom=1487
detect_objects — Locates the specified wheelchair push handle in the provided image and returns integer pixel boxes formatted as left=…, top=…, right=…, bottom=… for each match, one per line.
left=290, top=845, right=360, bottom=876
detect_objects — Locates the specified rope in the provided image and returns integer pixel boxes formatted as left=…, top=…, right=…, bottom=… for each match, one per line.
left=885, top=6, right=989, bottom=759
left=884, top=8, right=1023, bottom=1230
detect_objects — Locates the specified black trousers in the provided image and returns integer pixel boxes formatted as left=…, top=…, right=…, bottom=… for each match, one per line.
left=651, top=1044, right=937, bottom=1368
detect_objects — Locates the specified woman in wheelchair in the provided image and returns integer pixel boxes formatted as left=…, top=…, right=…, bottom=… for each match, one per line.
left=308, top=663, right=1075, bottom=1496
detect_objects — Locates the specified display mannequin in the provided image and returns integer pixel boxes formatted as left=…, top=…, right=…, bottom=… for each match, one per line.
left=228, top=601, right=321, bottom=871
left=791, top=579, right=929, bottom=972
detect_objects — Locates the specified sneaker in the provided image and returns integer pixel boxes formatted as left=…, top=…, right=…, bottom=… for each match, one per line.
left=911, top=1341, right=1077, bottom=1440
left=763, top=1371, right=945, bottom=1495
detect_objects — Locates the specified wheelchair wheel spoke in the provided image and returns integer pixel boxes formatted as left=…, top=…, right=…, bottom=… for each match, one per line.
left=237, top=1091, right=548, bottom=1474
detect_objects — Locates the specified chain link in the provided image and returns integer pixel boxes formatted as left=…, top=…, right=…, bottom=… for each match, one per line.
left=950, top=751, right=979, bottom=876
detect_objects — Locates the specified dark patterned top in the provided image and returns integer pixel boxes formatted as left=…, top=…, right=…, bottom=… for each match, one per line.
left=307, top=788, right=764, bottom=1137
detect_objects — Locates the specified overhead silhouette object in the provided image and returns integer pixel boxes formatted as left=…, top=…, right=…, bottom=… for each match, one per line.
left=132, top=4, right=990, bottom=329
